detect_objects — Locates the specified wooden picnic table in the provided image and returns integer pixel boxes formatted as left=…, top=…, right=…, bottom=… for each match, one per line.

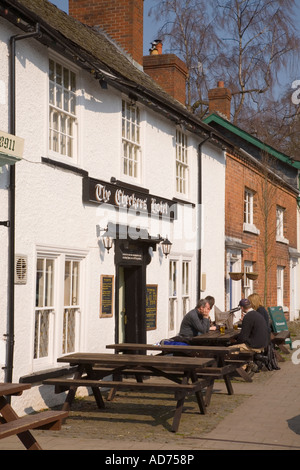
left=106, top=342, right=241, bottom=394
left=189, top=329, right=240, bottom=346
left=0, top=383, right=68, bottom=450
left=43, top=352, right=216, bottom=432
left=188, top=329, right=255, bottom=382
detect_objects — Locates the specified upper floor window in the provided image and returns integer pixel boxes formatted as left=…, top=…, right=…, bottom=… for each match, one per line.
left=244, top=189, right=254, bottom=225
left=122, top=100, right=141, bottom=180
left=176, top=130, right=188, bottom=195
left=243, top=188, right=260, bottom=235
left=49, top=59, right=77, bottom=159
left=276, top=206, right=289, bottom=244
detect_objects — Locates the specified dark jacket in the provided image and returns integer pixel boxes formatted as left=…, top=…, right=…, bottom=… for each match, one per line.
left=179, top=308, right=210, bottom=337
left=237, top=309, right=269, bottom=349
left=257, top=306, right=271, bottom=332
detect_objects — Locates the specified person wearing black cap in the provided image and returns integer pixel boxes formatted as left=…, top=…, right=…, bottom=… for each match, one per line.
left=233, top=298, right=270, bottom=353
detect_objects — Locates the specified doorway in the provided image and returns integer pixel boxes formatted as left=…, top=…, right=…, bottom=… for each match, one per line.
left=117, top=265, right=146, bottom=344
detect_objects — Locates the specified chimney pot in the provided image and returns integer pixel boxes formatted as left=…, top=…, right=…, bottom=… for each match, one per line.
left=208, top=81, right=232, bottom=120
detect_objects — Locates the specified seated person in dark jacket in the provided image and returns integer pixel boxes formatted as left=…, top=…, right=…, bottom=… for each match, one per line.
left=247, top=293, right=271, bottom=332
left=179, top=299, right=216, bottom=338
left=232, top=298, right=270, bottom=353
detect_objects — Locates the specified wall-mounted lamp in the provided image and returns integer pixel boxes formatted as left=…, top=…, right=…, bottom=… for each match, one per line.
left=161, top=236, right=172, bottom=258
left=99, top=227, right=113, bottom=253
left=99, top=78, right=108, bottom=89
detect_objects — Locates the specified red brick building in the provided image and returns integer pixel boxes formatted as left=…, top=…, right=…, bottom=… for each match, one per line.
left=205, top=84, right=300, bottom=319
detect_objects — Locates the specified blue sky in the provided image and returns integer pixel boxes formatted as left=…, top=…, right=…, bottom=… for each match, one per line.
left=50, top=0, right=299, bottom=97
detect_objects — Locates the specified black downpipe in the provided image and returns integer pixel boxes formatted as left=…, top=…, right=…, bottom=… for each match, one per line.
left=5, top=25, right=40, bottom=384
left=196, top=135, right=212, bottom=302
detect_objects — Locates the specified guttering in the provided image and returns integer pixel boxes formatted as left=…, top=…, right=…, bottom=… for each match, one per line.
left=196, top=134, right=212, bottom=301
left=5, top=23, right=40, bottom=385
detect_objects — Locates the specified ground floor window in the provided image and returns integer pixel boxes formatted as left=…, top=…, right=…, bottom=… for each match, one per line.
left=34, top=249, right=85, bottom=369
left=244, top=261, right=254, bottom=298
left=277, top=266, right=285, bottom=306
left=168, top=258, right=191, bottom=335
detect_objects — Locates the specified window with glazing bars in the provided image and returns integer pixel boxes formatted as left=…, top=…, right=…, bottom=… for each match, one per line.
left=49, top=59, right=77, bottom=158
left=122, top=100, right=140, bottom=178
left=244, top=189, right=254, bottom=224
left=34, top=258, right=54, bottom=359
left=63, top=260, right=80, bottom=354
left=176, top=130, right=188, bottom=194
left=182, top=261, right=190, bottom=316
left=169, top=260, right=177, bottom=331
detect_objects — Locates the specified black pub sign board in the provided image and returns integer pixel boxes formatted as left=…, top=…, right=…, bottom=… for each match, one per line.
left=83, top=176, right=177, bottom=220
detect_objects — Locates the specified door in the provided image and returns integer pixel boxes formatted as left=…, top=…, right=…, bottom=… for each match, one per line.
left=118, top=265, right=146, bottom=344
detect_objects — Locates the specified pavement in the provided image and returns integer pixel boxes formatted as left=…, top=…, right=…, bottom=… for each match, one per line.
left=1, top=354, right=300, bottom=451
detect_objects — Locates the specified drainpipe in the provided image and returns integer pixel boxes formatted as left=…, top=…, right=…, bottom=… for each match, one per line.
left=5, top=24, right=40, bottom=384
left=196, top=134, right=212, bottom=301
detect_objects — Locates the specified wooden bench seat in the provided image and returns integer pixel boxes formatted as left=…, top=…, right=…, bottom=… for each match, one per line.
left=43, top=377, right=210, bottom=395
left=0, top=410, right=68, bottom=440
left=43, top=376, right=213, bottom=432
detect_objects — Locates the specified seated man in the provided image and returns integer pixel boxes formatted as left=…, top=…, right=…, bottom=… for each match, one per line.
left=231, top=298, right=270, bottom=374
left=178, top=298, right=216, bottom=338
left=234, top=298, right=270, bottom=352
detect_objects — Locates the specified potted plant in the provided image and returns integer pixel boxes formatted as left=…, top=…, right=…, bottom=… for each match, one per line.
left=229, top=272, right=244, bottom=281
left=246, top=272, right=259, bottom=280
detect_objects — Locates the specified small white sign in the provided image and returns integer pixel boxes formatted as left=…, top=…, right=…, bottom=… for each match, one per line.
left=0, top=130, right=24, bottom=160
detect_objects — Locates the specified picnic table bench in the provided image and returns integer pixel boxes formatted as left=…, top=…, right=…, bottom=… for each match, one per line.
left=43, top=352, right=216, bottom=432
left=106, top=342, right=245, bottom=391
left=271, top=330, right=291, bottom=359
left=0, top=383, right=68, bottom=450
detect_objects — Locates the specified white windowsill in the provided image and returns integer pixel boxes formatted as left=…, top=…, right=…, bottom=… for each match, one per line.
left=243, top=223, right=260, bottom=235
left=276, top=235, right=289, bottom=245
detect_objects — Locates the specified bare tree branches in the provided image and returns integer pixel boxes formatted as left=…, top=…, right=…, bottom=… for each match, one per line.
left=147, top=0, right=300, bottom=156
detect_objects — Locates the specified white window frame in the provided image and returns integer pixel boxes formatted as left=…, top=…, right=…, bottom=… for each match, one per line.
left=33, top=254, right=58, bottom=369
left=176, top=129, right=189, bottom=196
left=168, top=260, right=178, bottom=334
left=48, top=56, right=78, bottom=163
left=33, top=247, right=86, bottom=371
left=121, top=99, right=141, bottom=182
left=277, top=266, right=284, bottom=307
left=243, top=188, right=260, bottom=235
left=168, top=258, right=192, bottom=336
left=244, top=261, right=254, bottom=298
left=276, top=206, right=289, bottom=244
left=182, top=260, right=191, bottom=316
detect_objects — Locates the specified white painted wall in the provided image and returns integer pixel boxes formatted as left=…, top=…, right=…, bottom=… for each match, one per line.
left=0, top=18, right=226, bottom=413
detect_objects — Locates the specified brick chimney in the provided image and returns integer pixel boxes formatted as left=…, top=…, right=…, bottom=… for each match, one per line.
left=69, top=0, right=144, bottom=65
left=143, top=41, right=188, bottom=105
left=208, top=81, right=232, bottom=120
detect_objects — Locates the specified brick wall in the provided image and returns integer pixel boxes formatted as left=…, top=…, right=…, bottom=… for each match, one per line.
left=226, top=151, right=298, bottom=316
left=208, top=81, right=232, bottom=120
left=69, top=0, right=144, bottom=65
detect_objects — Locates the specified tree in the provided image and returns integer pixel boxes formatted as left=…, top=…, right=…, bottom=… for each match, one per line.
left=216, top=0, right=300, bottom=125
left=255, top=152, right=279, bottom=305
left=148, top=0, right=300, bottom=138
left=149, top=0, right=220, bottom=115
